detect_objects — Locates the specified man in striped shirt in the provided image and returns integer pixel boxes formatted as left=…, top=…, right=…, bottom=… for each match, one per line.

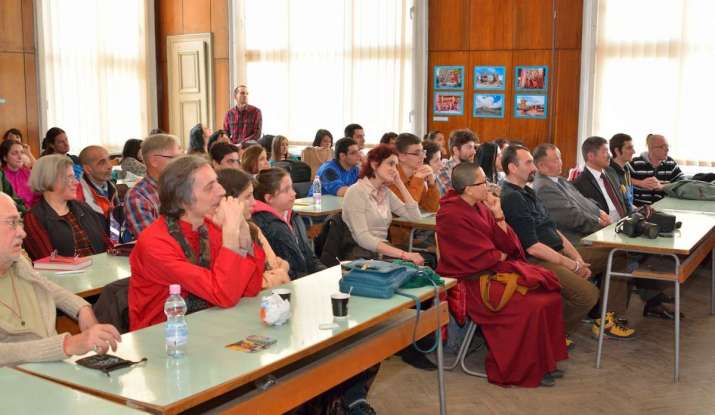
left=124, top=134, right=182, bottom=239
left=627, top=134, right=684, bottom=206
left=222, top=85, right=262, bottom=145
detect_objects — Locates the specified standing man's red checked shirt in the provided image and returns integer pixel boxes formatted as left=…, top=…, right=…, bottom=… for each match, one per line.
left=223, top=104, right=262, bottom=145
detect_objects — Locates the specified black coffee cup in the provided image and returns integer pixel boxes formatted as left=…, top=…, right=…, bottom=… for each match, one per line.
left=272, top=288, right=291, bottom=302
left=331, top=292, right=350, bottom=318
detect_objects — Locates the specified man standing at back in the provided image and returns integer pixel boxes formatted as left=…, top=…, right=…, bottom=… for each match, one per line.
left=223, top=85, right=262, bottom=145
left=124, top=134, right=182, bottom=238
left=628, top=133, right=684, bottom=206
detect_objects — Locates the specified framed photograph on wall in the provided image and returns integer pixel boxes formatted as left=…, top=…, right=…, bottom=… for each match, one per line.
left=434, top=91, right=464, bottom=116
left=514, top=94, right=547, bottom=118
left=515, top=65, right=548, bottom=91
left=434, top=66, right=465, bottom=90
left=473, top=93, right=505, bottom=118
left=474, top=66, right=505, bottom=90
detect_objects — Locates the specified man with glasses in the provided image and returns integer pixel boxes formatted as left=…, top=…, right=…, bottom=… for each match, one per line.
left=124, top=134, right=182, bottom=238
left=500, top=145, right=599, bottom=346
left=436, top=129, right=479, bottom=195
left=308, top=137, right=361, bottom=197
left=628, top=133, right=684, bottom=206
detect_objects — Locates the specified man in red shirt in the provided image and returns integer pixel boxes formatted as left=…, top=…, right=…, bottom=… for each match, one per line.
left=222, top=85, right=262, bottom=145
left=129, top=155, right=263, bottom=330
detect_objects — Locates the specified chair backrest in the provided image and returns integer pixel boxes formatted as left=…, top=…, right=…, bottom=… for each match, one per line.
left=293, top=181, right=311, bottom=198
left=274, top=160, right=312, bottom=184
left=301, top=146, right=332, bottom=178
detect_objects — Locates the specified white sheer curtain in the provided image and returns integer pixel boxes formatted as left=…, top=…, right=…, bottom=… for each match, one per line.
left=36, top=0, right=156, bottom=153
left=232, top=0, right=418, bottom=144
left=590, top=0, right=715, bottom=167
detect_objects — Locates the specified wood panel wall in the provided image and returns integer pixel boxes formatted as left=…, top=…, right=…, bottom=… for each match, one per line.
left=428, top=0, right=583, bottom=170
left=155, top=0, right=230, bottom=134
left=0, top=0, right=40, bottom=156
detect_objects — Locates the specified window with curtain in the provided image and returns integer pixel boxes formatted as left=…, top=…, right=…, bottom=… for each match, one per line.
left=591, top=0, right=715, bottom=168
left=36, top=0, right=154, bottom=153
left=232, top=0, right=417, bottom=144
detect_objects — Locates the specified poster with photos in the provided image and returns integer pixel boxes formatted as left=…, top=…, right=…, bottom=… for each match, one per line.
left=514, top=94, right=547, bottom=118
left=515, top=65, right=548, bottom=91
left=474, top=66, right=505, bottom=90
left=434, top=91, right=464, bottom=116
left=434, top=66, right=465, bottom=90
left=474, top=93, right=504, bottom=118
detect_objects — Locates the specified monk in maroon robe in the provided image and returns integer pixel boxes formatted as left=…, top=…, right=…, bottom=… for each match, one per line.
left=436, top=163, right=568, bottom=387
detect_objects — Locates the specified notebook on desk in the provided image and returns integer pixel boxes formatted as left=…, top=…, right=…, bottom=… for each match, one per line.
left=33, top=255, right=93, bottom=271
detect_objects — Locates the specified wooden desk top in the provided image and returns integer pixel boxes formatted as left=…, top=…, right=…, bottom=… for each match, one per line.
left=20, top=265, right=454, bottom=414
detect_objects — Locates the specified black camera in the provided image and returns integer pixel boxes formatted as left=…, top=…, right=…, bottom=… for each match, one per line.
left=616, top=212, right=659, bottom=239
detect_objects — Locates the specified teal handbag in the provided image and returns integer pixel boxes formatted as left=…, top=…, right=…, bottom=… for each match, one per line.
left=339, top=259, right=418, bottom=299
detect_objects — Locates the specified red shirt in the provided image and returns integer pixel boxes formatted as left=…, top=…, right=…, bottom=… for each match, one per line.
left=129, top=216, right=263, bottom=331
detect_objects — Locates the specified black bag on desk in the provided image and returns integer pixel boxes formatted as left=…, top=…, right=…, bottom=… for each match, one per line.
left=641, top=205, right=681, bottom=235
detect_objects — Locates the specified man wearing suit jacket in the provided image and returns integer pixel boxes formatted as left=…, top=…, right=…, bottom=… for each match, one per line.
left=574, top=136, right=680, bottom=321
left=533, top=143, right=635, bottom=340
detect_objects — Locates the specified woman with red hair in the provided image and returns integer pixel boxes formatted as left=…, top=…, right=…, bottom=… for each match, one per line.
left=341, top=144, right=425, bottom=265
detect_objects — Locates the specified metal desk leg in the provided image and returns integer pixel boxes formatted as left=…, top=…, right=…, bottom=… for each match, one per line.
left=596, top=249, right=616, bottom=369
left=674, top=279, right=680, bottom=382
left=407, top=228, right=416, bottom=252
left=436, top=313, right=446, bottom=415
left=711, top=248, right=714, bottom=315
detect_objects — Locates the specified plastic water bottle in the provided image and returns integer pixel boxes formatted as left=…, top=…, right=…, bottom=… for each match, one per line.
left=164, top=284, right=188, bottom=358
left=312, top=175, right=322, bottom=207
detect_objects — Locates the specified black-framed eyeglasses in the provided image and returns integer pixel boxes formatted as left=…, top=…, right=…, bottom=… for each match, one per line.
left=405, top=150, right=426, bottom=157
left=466, top=180, right=487, bottom=188
left=153, top=154, right=179, bottom=159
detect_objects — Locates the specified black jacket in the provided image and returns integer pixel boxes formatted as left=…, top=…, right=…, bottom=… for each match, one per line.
left=573, top=167, right=631, bottom=215
left=252, top=208, right=326, bottom=279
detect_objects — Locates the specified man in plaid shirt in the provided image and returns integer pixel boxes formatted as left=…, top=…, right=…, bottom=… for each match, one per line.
left=124, top=134, right=182, bottom=239
left=436, top=129, right=478, bottom=194
left=222, top=85, right=262, bottom=145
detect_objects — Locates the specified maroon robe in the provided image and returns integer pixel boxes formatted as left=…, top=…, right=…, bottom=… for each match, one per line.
left=436, top=190, right=568, bottom=387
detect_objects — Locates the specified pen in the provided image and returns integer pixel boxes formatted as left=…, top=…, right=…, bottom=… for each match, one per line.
left=55, top=270, right=86, bottom=276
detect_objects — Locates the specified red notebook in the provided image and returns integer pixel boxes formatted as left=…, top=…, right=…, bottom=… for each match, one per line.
left=33, top=255, right=93, bottom=271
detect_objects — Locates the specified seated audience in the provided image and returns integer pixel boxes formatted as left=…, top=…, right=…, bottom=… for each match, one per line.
left=389, top=133, right=440, bottom=247
left=423, top=130, right=447, bottom=158
left=207, top=129, right=230, bottom=150
left=210, top=142, right=241, bottom=170
left=575, top=137, right=678, bottom=320
left=240, top=144, right=270, bottom=175
left=23, top=155, right=107, bottom=260
left=270, top=135, right=299, bottom=164
left=252, top=168, right=327, bottom=279
left=344, top=123, right=366, bottom=150
left=77, top=146, right=118, bottom=221
left=476, top=142, right=501, bottom=184
left=128, top=156, right=286, bottom=331
left=40, top=127, right=79, bottom=164
left=1, top=139, right=37, bottom=209
left=0, top=193, right=121, bottom=366
left=313, top=128, right=334, bottom=149
left=216, top=168, right=291, bottom=278
left=125, top=134, right=182, bottom=238
left=500, top=145, right=598, bottom=342
left=188, top=123, right=211, bottom=155
left=309, top=137, right=361, bottom=197
left=628, top=133, right=683, bottom=206
left=2, top=128, right=36, bottom=168
left=436, top=129, right=478, bottom=195
left=533, top=143, right=635, bottom=339
left=437, top=163, right=567, bottom=387
left=380, top=132, right=398, bottom=145
left=120, top=138, right=146, bottom=178
left=608, top=133, right=636, bottom=211
left=342, top=144, right=424, bottom=264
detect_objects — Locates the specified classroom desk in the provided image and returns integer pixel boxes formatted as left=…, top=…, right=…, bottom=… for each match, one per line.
left=392, top=214, right=436, bottom=252
left=19, top=266, right=454, bottom=414
left=38, top=253, right=131, bottom=298
left=293, top=195, right=343, bottom=225
left=582, top=210, right=715, bottom=382
left=1, top=367, right=146, bottom=414
left=652, top=197, right=715, bottom=214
